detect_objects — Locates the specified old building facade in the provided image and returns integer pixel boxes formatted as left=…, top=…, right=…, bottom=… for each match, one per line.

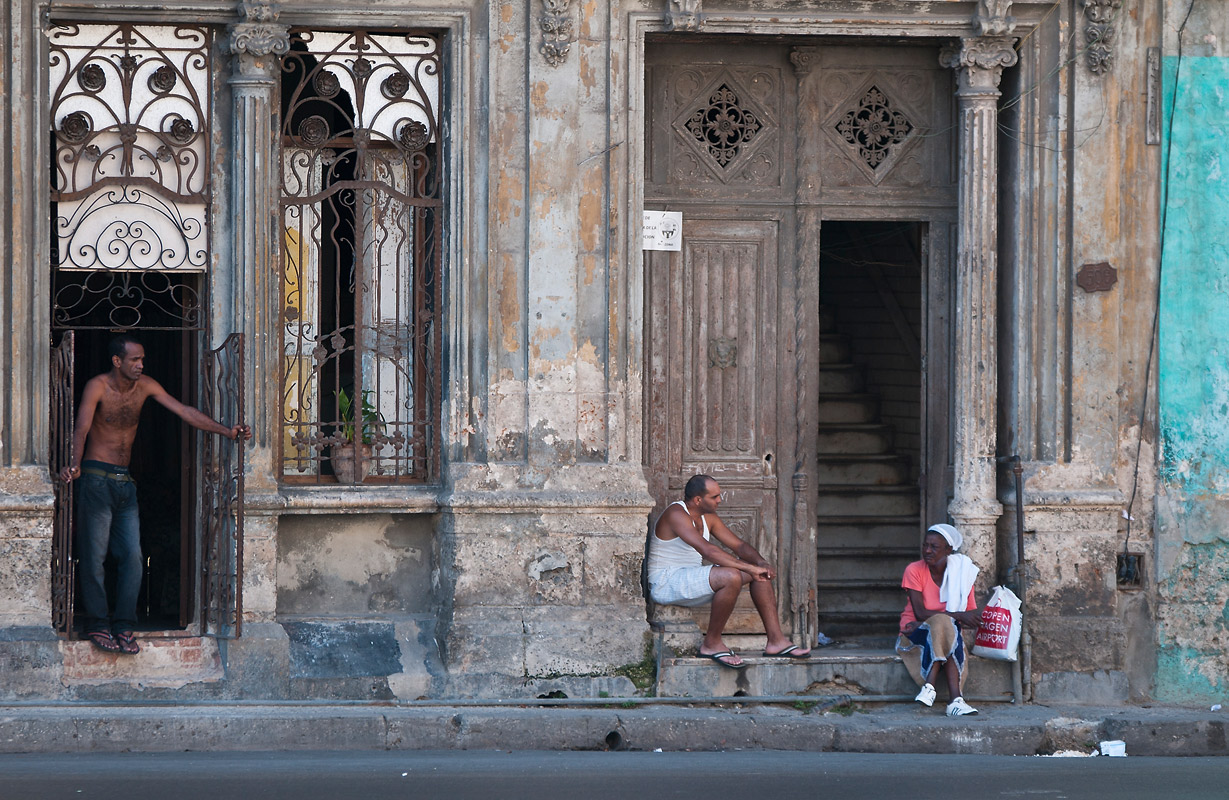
left=0, top=0, right=1218, bottom=704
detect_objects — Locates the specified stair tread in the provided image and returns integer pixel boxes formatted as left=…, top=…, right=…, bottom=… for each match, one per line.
left=817, top=514, right=919, bottom=524
left=815, top=484, right=918, bottom=493
left=816, top=547, right=916, bottom=558
left=817, top=578, right=904, bottom=589
left=816, top=454, right=908, bottom=463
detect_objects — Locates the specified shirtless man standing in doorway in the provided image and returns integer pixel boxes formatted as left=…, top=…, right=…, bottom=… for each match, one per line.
left=59, top=333, right=250, bottom=655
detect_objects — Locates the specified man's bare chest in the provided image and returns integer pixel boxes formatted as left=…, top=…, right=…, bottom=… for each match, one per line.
left=98, top=390, right=146, bottom=430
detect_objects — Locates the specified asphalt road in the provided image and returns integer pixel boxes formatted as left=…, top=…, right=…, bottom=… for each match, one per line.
left=2, top=750, right=1227, bottom=800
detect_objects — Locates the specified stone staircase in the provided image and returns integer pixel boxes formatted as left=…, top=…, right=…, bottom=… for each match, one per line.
left=814, top=321, right=919, bottom=640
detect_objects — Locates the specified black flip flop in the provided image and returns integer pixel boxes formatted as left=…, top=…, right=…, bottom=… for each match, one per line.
left=86, top=631, right=122, bottom=654
left=701, top=650, right=747, bottom=670
left=763, top=644, right=811, bottom=659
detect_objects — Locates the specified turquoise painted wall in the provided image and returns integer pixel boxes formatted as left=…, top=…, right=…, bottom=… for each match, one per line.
left=1157, top=54, right=1229, bottom=702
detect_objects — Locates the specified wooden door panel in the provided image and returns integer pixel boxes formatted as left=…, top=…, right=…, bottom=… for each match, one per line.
left=648, top=218, right=780, bottom=632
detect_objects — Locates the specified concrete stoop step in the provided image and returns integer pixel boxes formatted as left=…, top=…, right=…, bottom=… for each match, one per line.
left=62, top=636, right=224, bottom=688
left=656, top=646, right=1015, bottom=702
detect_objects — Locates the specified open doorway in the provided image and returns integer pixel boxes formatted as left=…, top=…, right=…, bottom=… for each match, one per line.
left=54, top=271, right=201, bottom=633
left=815, top=220, right=925, bottom=638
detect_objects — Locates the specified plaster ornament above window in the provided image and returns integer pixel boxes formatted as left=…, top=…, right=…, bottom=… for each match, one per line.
left=539, top=0, right=573, bottom=67
left=833, top=85, right=916, bottom=175
left=976, top=0, right=1016, bottom=36
left=1081, top=0, right=1121, bottom=75
left=667, top=0, right=703, bottom=32
left=685, top=83, right=764, bottom=168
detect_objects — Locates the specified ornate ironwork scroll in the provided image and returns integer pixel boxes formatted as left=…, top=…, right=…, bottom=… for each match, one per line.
left=201, top=333, right=244, bottom=638
left=49, top=23, right=211, bottom=272
left=279, top=30, right=442, bottom=484
left=48, top=23, right=211, bottom=331
left=51, top=332, right=76, bottom=637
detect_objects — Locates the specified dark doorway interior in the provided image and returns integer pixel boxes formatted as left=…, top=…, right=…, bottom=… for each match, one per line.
left=815, top=220, right=924, bottom=639
left=60, top=274, right=199, bottom=632
left=818, top=221, right=924, bottom=479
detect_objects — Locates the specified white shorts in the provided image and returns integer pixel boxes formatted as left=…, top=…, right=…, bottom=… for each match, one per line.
left=648, top=566, right=715, bottom=607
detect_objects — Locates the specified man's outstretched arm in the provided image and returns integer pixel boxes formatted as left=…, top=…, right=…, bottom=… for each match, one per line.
left=147, top=378, right=251, bottom=440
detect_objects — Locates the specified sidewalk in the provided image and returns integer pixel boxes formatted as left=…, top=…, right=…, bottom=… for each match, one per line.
left=1, top=699, right=1224, bottom=755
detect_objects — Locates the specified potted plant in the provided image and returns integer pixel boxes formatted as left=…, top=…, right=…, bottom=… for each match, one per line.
left=331, top=387, right=384, bottom=483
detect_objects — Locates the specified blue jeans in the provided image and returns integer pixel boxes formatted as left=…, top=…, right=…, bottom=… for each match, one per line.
left=76, top=460, right=142, bottom=634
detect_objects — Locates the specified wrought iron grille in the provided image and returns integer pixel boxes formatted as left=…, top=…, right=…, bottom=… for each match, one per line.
left=48, top=23, right=211, bottom=329
left=50, top=332, right=76, bottom=637
left=279, top=30, right=442, bottom=484
left=200, top=334, right=245, bottom=637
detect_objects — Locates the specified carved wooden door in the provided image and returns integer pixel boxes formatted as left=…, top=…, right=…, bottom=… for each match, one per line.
left=645, top=44, right=797, bottom=634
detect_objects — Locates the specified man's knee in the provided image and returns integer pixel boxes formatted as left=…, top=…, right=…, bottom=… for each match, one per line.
left=708, top=567, right=745, bottom=591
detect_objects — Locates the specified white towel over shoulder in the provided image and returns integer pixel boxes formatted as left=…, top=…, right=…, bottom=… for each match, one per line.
left=939, top=554, right=979, bottom=612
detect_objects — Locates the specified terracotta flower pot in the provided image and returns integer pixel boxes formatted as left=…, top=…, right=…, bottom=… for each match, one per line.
left=331, top=442, right=372, bottom=484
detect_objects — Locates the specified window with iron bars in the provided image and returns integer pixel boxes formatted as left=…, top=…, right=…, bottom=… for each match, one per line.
left=278, top=29, right=442, bottom=484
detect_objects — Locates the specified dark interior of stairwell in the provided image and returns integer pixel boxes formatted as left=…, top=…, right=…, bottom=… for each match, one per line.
left=56, top=273, right=196, bottom=632
left=816, top=220, right=923, bottom=641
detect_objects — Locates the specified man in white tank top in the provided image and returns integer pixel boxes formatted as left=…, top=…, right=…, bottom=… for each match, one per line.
left=647, top=474, right=811, bottom=669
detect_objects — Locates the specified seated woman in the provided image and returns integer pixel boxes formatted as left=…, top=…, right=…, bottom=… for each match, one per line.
left=897, top=523, right=982, bottom=717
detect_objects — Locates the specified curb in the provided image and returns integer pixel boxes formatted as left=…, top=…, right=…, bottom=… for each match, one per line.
left=0, top=703, right=1226, bottom=756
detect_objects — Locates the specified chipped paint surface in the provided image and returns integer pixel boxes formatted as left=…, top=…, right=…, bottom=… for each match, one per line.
left=1157, top=51, right=1229, bottom=702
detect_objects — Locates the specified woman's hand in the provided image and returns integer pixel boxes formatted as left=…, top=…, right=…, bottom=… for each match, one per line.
left=902, top=621, right=919, bottom=635
left=953, top=609, right=982, bottom=629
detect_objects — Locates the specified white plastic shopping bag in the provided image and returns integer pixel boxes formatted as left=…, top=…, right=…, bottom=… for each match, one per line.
left=972, top=585, right=1022, bottom=661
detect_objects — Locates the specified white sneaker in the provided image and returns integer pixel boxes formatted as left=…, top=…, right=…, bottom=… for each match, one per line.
left=946, top=697, right=978, bottom=717
left=914, top=683, right=936, bottom=707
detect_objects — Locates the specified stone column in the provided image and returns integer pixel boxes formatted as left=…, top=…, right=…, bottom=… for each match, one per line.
left=788, top=46, right=823, bottom=647
left=227, top=3, right=289, bottom=634
left=939, top=36, right=1017, bottom=580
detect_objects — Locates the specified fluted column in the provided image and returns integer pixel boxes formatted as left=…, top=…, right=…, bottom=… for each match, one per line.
left=228, top=2, right=288, bottom=493
left=939, top=36, right=1017, bottom=580
left=228, top=3, right=289, bottom=624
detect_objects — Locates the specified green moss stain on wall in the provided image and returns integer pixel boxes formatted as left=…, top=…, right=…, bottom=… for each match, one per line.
left=1157, top=55, right=1229, bottom=702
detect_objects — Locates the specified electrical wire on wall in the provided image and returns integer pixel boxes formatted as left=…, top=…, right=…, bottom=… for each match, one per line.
left=1120, top=0, right=1196, bottom=573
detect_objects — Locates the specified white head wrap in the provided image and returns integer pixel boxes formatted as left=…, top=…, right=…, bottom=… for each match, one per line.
left=927, top=523, right=963, bottom=552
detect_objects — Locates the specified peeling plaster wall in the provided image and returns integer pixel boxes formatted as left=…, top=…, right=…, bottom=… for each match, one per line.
left=1156, top=1, right=1229, bottom=702
left=277, top=515, right=435, bottom=616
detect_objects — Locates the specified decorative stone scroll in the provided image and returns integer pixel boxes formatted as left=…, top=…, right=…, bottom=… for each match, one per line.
left=539, top=0, right=574, bottom=67
left=976, top=0, right=1016, bottom=36
left=229, top=1, right=290, bottom=58
left=667, top=0, right=704, bottom=32
left=1081, top=0, right=1122, bottom=75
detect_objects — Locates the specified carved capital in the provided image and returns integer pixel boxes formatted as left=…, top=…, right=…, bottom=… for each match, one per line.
left=539, top=0, right=574, bottom=67
left=230, top=3, right=289, bottom=58
left=667, top=0, right=703, bottom=32
left=789, top=46, right=820, bottom=76
left=939, top=37, right=1018, bottom=94
left=976, top=0, right=1016, bottom=36
left=1081, top=0, right=1121, bottom=75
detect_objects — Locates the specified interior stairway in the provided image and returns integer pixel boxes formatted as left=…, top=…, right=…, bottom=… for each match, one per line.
left=814, top=310, right=919, bottom=642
